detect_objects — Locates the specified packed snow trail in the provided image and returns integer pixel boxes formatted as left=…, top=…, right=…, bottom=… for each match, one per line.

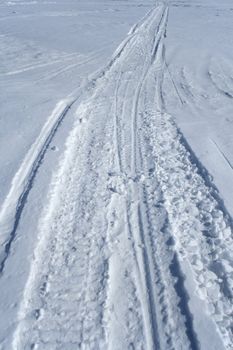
left=10, top=3, right=233, bottom=350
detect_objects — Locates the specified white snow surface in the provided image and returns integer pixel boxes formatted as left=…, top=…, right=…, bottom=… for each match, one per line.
left=0, top=0, right=233, bottom=349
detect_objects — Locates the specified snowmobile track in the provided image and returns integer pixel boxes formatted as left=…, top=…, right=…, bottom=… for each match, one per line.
left=9, top=3, right=233, bottom=350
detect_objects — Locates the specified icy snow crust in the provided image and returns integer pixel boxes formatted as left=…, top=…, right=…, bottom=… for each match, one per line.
left=0, top=0, right=233, bottom=349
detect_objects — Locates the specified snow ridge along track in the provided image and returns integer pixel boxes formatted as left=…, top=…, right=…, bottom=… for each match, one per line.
left=11, top=2, right=233, bottom=350
left=0, top=99, right=76, bottom=274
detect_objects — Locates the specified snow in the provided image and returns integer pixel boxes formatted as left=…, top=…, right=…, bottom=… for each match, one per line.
left=0, top=0, right=233, bottom=349
left=165, top=0, right=233, bottom=216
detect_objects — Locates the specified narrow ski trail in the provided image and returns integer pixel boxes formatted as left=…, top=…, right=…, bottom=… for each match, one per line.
left=11, top=3, right=233, bottom=350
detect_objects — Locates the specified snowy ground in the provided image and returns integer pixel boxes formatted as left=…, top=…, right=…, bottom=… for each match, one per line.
left=0, top=0, right=233, bottom=349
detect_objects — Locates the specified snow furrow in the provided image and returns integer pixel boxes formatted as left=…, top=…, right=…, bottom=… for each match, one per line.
left=0, top=98, right=75, bottom=274
left=12, top=5, right=174, bottom=349
left=138, top=68, right=200, bottom=349
left=10, top=2, right=233, bottom=350
left=133, top=52, right=197, bottom=349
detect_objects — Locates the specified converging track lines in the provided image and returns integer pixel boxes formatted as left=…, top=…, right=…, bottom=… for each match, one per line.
left=8, top=2, right=233, bottom=350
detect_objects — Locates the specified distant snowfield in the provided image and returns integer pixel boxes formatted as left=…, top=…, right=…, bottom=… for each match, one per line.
left=0, top=0, right=233, bottom=349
